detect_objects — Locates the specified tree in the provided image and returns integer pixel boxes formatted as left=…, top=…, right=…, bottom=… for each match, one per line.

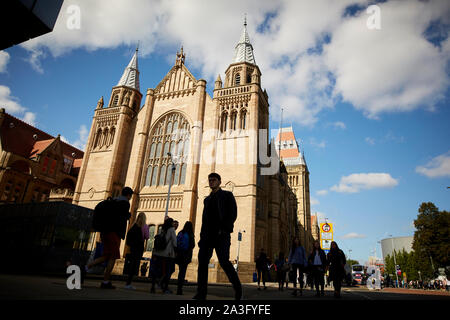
left=346, top=259, right=359, bottom=266
left=412, top=202, right=450, bottom=278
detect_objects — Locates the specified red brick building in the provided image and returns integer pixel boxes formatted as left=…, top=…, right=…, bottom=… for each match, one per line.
left=0, top=108, right=84, bottom=204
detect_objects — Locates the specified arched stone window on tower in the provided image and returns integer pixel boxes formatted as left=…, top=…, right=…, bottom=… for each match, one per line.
left=113, top=94, right=119, bottom=106
left=230, top=111, right=238, bottom=131
left=93, top=128, right=102, bottom=150
left=109, top=127, right=116, bottom=146
left=103, top=127, right=109, bottom=147
left=240, top=109, right=247, bottom=130
left=220, top=112, right=228, bottom=133
left=235, top=73, right=240, bottom=86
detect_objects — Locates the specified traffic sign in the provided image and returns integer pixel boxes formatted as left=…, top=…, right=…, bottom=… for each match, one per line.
left=319, top=222, right=333, bottom=250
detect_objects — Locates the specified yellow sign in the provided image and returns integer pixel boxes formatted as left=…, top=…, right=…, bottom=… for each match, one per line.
left=320, top=223, right=333, bottom=250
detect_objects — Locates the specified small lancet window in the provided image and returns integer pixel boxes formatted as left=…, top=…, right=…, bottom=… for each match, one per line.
left=235, top=73, right=240, bottom=86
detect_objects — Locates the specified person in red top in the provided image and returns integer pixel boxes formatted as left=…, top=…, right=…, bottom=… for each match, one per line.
left=87, top=187, right=133, bottom=289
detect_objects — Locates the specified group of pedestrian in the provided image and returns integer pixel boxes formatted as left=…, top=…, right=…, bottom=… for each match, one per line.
left=256, top=239, right=347, bottom=298
left=407, top=279, right=449, bottom=291
left=86, top=172, right=243, bottom=300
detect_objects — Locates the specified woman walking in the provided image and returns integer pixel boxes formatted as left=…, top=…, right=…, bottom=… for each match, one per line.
left=151, top=217, right=177, bottom=294
left=274, top=252, right=289, bottom=291
left=124, top=212, right=149, bottom=289
left=175, top=221, right=195, bottom=295
left=288, top=237, right=308, bottom=296
left=327, top=241, right=346, bottom=298
left=308, top=240, right=327, bottom=297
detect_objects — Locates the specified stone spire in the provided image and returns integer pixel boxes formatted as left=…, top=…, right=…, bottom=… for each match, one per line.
left=233, top=15, right=256, bottom=64
left=117, top=47, right=140, bottom=91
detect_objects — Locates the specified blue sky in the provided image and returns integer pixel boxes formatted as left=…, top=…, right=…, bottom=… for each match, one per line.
left=1, top=0, right=449, bottom=264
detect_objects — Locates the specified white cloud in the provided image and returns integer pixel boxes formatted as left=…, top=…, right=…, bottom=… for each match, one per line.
left=308, top=137, right=326, bottom=149
left=324, top=0, right=450, bottom=119
left=332, top=121, right=346, bottom=130
left=0, top=51, right=10, bottom=73
left=0, top=85, right=37, bottom=126
left=316, top=189, right=328, bottom=196
left=310, top=197, right=320, bottom=206
left=72, top=125, right=89, bottom=151
left=365, top=137, right=375, bottom=145
left=416, top=151, right=450, bottom=178
left=19, top=0, right=450, bottom=126
left=331, top=172, right=399, bottom=193
left=341, top=232, right=366, bottom=239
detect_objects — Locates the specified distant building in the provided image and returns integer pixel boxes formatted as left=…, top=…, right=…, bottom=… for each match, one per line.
left=380, top=236, right=414, bottom=260
left=0, top=109, right=84, bottom=204
left=274, top=126, right=314, bottom=253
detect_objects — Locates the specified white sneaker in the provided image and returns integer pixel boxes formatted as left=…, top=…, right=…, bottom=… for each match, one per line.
left=124, top=285, right=136, bottom=290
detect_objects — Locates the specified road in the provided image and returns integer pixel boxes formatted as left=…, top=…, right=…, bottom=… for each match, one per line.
left=0, top=273, right=448, bottom=301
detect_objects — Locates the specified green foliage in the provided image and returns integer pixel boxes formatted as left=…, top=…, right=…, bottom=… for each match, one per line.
left=347, top=259, right=359, bottom=266
left=384, top=202, right=449, bottom=281
left=413, top=202, right=450, bottom=274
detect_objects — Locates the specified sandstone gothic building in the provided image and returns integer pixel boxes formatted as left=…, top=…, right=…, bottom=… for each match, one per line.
left=73, top=21, right=312, bottom=282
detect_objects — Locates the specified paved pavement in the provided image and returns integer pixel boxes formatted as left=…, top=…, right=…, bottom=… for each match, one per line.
left=1, top=273, right=449, bottom=301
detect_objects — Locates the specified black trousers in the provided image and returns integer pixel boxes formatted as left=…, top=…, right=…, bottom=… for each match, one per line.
left=257, top=267, right=267, bottom=287
left=177, top=262, right=188, bottom=291
left=312, top=265, right=325, bottom=293
left=197, top=233, right=241, bottom=297
left=126, top=248, right=143, bottom=285
left=291, top=264, right=305, bottom=289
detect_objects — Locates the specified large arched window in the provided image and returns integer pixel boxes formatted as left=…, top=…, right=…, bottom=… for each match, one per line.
left=145, top=112, right=191, bottom=187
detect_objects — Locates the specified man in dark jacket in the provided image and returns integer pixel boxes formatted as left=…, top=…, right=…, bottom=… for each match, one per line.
left=193, top=173, right=242, bottom=300
left=87, top=187, right=132, bottom=289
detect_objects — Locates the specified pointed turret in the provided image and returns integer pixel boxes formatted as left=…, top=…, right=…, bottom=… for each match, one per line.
left=117, top=48, right=140, bottom=91
left=233, top=16, right=256, bottom=64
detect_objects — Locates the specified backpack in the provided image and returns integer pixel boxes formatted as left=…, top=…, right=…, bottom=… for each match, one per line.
left=92, top=197, right=116, bottom=232
left=126, top=224, right=143, bottom=247
left=153, top=230, right=167, bottom=251
left=176, top=232, right=189, bottom=251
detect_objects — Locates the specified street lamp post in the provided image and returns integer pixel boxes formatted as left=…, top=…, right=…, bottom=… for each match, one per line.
left=164, top=153, right=176, bottom=220
left=389, top=234, right=399, bottom=288
left=236, top=230, right=245, bottom=272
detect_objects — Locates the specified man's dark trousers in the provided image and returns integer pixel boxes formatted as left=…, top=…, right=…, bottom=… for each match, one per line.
left=197, top=232, right=242, bottom=297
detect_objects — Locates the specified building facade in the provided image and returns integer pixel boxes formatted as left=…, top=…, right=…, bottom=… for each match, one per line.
left=380, top=236, right=414, bottom=261
left=73, top=21, right=301, bottom=282
left=275, top=127, right=314, bottom=253
left=0, top=109, right=84, bottom=205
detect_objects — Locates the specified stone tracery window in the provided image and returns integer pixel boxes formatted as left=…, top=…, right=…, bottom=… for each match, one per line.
left=145, top=112, right=190, bottom=187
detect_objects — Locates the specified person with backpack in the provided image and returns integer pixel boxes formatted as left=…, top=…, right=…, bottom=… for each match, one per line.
left=288, top=237, right=308, bottom=296
left=151, top=217, right=177, bottom=294
left=86, top=187, right=133, bottom=289
left=124, top=212, right=149, bottom=290
left=175, top=221, right=195, bottom=295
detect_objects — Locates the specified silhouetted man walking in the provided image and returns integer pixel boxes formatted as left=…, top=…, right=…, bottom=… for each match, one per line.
left=193, top=173, right=242, bottom=300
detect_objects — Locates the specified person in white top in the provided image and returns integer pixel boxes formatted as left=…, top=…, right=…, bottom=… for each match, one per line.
left=151, top=217, right=177, bottom=294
